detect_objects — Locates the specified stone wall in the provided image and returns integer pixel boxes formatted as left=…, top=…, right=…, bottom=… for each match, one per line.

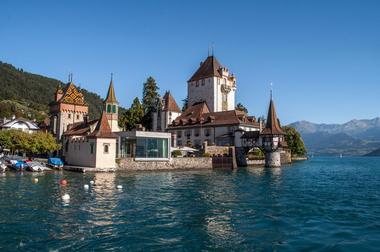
left=117, top=157, right=212, bottom=171
left=280, top=150, right=292, bottom=164
left=204, top=145, right=230, bottom=156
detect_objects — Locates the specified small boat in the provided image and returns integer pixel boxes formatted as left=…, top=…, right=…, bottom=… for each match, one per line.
left=10, top=160, right=26, bottom=171
left=26, top=161, right=51, bottom=172
left=47, top=158, right=64, bottom=170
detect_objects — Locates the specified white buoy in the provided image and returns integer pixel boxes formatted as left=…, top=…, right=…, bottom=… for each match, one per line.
left=33, top=178, right=39, bottom=183
left=84, top=184, right=89, bottom=190
left=90, top=180, right=94, bottom=185
left=117, top=185, right=123, bottom=190
left=62, top=194, right=70, bottom=201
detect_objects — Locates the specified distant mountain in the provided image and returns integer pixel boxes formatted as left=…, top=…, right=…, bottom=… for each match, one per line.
left=364, top=147, right=380, bottom=156
left=0, top=61, right=117, bottom=122
left=289, top=119, right=380, bottom=156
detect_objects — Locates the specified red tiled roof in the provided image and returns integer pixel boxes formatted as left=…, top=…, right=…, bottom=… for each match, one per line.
left=63, top=119, right=98, bottom=136
left=88, top=111, right=118, bottom=138
left=162, top=91, right=181, bottom=113
left=188, top=56, right=223, bottom=82
left=169, top=102, right=259, bottom=128
left=58, top=82, right=87, bottom=106
left=261, top=99, right=285, bottom=135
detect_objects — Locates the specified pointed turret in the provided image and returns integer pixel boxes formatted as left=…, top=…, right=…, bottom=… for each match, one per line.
left=89, top=111, right=117, bottom=138
left=261, top=98, right=285, bottom=135
left=105, top=75, right=118, bottom=104
left=162, top=91, right=181, bottom=113
left=104, top=74, right=120, bottom=132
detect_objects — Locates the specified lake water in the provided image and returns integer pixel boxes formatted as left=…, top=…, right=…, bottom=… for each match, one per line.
left=0, top=157, right=379, bottom=251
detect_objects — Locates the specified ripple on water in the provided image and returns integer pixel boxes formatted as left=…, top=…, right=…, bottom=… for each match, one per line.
left=0, top=157, right=379, bottom=251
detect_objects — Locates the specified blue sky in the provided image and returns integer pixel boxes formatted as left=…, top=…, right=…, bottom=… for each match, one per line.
left=1, top=0, right=379, bottom=124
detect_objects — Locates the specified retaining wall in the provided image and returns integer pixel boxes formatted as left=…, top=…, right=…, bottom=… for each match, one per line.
left=117, top=157, right=213, bottom=171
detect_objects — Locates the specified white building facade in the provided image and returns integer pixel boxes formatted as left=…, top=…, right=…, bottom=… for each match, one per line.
left=187, top=56, right=236, bottom=112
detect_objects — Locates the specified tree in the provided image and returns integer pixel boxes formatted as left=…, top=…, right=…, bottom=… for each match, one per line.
left=120, top=97, right=144, bottom=130
left=142, top=77, right=160, bottom=130
left=283, top=126, right=307, bottom=157
left=236, top=103, right=248, bottom=114
left=0, top=130, right=59, bottom=155
left=182, top=97, right=188, bottom=112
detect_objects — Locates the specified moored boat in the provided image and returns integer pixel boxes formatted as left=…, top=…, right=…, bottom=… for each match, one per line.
left=47, top=158, right=64, bottom=170
left=26, top=161, right=52, bottom=172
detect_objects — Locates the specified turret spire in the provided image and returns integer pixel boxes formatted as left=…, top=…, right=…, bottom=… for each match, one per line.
left=261, top=96, right=285, bottom=135
left=105, top=74, right=118, bottom=104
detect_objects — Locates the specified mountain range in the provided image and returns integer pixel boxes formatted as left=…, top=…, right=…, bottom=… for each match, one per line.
left=289, top=119, right=380, bottom=156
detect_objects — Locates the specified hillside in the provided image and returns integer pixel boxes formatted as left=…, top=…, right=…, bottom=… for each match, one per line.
left=364, top=148, right=380, bottom=156
left=0, top=61, right=106, bottom=121
left=290, top=119, right=380, bottom=156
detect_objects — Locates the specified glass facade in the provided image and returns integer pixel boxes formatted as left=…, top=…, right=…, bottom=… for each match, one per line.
left=136, top=137, right=169, bottom=159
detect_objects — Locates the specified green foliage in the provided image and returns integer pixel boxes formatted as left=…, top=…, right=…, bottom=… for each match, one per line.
left=283, top=126, right=307, bottom=157
left=142, top=77, right=160, bottom=130
left=182, top=97, right=188, bottom=112
left=235, top=103, right=248, bottom=114
left=0, top=130, right=59, bottom=155
left=119, top=97, right=144, bottom=130
left=0, top=62, right=123, bottom=122
left=0, top=100, right=47, bottom=122
left=172, top=150, right=182, bottom=157
left=247, top=147, right=264, bottom=160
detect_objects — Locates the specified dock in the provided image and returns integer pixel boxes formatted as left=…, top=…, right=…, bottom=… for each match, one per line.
left=63, top=166, right=116, bottom=173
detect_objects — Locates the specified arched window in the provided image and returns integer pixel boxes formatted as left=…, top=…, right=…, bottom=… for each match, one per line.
left=112, top=105, right=116, bottom=113
left=104, top=144, right=109, bottom=154
left=107, top=104, right=112, bottom=113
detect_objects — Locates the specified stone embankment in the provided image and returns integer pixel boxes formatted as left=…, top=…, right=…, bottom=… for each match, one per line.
left=117, top=157, right=213, bottom=171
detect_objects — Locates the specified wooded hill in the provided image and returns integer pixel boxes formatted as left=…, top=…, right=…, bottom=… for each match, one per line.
left=0, top=61, right=111, bottom=122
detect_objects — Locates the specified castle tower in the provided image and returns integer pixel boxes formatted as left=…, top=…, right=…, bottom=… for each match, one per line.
left=261, top=96, right=286, bottom=167
left=187, top=55, right=236, bottom=112
left=153, top=91, right=181, bottom=132
left=104, top=75, right=120, bottom=132
left=49, top=79, right=88, bottom=142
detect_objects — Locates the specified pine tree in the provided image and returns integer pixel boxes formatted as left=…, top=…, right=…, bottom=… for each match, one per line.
left=182, top=97, right=188, bottom=112
left=120, top=97, right=144, bottom=130
left=142, top=77, right=160, bottom=130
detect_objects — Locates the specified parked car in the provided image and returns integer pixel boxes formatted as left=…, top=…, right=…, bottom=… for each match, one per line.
left=47, top=158, right=64, bottom=170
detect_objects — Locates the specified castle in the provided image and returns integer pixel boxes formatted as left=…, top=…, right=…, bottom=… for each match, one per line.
left=154, top=55, right=261, bottom=149
left=48, top=54, right=288, bottom=169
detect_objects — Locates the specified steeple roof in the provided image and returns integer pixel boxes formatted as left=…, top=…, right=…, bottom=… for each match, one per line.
left=188, top=56, right=223, bottom=82
left=58, top=82, right=87, bottom=106
left=105, top=77, right=118, bottom=104
left=162, top=91, right=181, bottom=113
left=261, top=98, right=285, bottom=135
left=88, top=111, right=117, bottom=138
